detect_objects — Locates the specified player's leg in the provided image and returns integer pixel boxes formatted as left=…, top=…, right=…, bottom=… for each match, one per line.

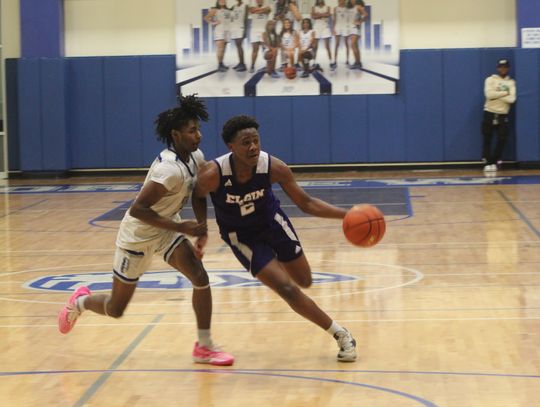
left=251, top=41, right=260, bottom=72
left=58, top=247, right=147, bottom=333
left=481, top=112, right=495, bottom=167
left=256, top=260, right=357, bottom=362
left=333, top=35, right=341, bottom=69
left=324, top=37, right=332, bottom=61
left=216, top=39, right=228, bottom=71
left=166, top=238, right=234, bottom=366
left=491, top=117, right=509, bottom=168
left=234, top=38, right=246, bottom=70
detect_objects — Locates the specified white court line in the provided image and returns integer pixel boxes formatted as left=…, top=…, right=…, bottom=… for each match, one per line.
left=1, top=315, right=540, bottom=329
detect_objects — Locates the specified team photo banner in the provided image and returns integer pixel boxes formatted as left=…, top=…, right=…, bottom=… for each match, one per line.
left=176, top=0, right=399, bottom=97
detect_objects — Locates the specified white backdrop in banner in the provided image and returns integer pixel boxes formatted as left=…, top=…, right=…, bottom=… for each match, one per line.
left=176, top=0, right=399, bottom=97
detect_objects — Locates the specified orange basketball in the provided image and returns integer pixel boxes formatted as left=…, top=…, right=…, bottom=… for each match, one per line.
left=284, top=66, right=296, bottom=79
left=342, top=205, right=386, bottom=247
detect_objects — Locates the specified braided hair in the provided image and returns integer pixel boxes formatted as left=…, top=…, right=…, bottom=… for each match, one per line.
left=154, top=94, right=208, bottom=147
left=221, top=115, right=259, bottom=144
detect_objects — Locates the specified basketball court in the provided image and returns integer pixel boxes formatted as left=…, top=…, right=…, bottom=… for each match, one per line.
left=1, top=168, right=539, bottom=406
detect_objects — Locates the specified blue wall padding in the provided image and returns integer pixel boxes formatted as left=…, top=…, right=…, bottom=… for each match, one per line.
left=515, top=49, right=540, bottom=162
left=442, top=49, right=482, bottom=160
left=292, top=96, right=331, bottom=164
left=330, top=95, right=369, bottom=163
left=140, top=55, right=177, bottom=165
left=5, top=59, right=20, bottom=171
left=402, top=50, right=444, bottom=162
left=103, top=57, right=143, bottom=168
left=8, top=48, right=540, bottom=172
left=17, top=58, right=43, bottom=171
left=40, top=59, right=69, bottom=170
left=68, top=57, right=106, bottom=168
left=367, top=95, right=405, bottom=162
left=200, top=98, right=219, bottom=160
left=255, top=97, right=294, bottom=163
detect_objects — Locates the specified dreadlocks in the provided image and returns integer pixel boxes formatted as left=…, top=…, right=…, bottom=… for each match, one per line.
left=154, top=94, right=209, bottom=147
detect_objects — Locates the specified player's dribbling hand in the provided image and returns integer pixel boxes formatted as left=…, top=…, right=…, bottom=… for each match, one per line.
left=194, top=234, right=208, bottom=259
left=178, top=221, right=207, bottom=237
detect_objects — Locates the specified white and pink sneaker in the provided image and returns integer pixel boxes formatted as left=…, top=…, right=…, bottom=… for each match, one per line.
left=58, top=286, right=91, bottom=334
left=192, top=342, right=234, bottom=366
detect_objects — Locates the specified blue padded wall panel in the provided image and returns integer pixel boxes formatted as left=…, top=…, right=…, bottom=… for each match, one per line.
left=515, top=49, right=540, bottom=161
left=330, top=95, right=368, bottom=163
left=103, top=57, right=143, bottom=168
left=215, top=97, right=255, bottom=156
left=367, top=95, right=405, bottom=162
left=40, top=59, right=68, bottom=170
left=254, top=97, right=293, bottom=162
left=141, top=56, right=177, bottom=165
left=291, top=97, right=330, bottom=164
left=200, top=98, right=219, bottom=160
left=17, top=59, right=43, bottom=171
left=5, top=59, right=20, bottom=171
left=68, top=58, right=106, bottom=168
left=442, top=49, right=483, bottom=160
left=402, top=50, right=444, bottom=161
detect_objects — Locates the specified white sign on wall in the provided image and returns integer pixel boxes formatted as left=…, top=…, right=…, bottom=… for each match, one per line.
left=522, top=27, right=540, bottom=48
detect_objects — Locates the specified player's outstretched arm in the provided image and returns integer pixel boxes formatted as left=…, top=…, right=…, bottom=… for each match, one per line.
left=271, top=157, right=347, bottom=219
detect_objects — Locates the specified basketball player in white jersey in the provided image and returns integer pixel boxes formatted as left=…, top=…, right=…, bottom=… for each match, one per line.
left=205, top=0, right=233, bottom=72
left=58, top=95, right=234, bottom=367
left=249, top=0, right=272, bottom=73
left=299, top=18, right=316, bottom=78
left=348, top=0, right=368, bottom=69
left=230, top=0, right=249, bottom=71
left=332, top=0, right=350, bottom=70
left=311, top=0, right=332, bottom=71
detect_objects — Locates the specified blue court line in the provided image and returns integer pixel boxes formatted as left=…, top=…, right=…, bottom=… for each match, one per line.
left=2, top=367, right=538, bottom=380
left=0, top=199, right=48, bottom=220
left=177, top=69, right=219, bottom=87
left=72, top=314, right=164, bottom=407
left=311, top=71, right=332, bottom=95
left=497, top=190, right=540, bottom=239
left=243, top=71, right=265, bottom=96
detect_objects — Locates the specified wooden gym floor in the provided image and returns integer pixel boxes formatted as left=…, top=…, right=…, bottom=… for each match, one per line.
left=1, top=169, right=539, bottom=406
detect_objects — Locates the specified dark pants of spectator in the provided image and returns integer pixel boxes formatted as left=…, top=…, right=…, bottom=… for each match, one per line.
left=482, top=111, right=509, bottom=165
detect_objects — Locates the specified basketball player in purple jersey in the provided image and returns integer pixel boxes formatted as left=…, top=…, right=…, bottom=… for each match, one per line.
left=195, top=115, right=357, bottom=362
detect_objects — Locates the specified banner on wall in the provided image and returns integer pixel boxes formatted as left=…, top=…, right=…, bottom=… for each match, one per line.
left=175, top=0, right=399, bottom=97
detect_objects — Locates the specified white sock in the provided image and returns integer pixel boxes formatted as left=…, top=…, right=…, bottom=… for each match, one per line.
left=76, top=295, right=88, bottom=313
left=198, top=329, right=212, bottom=347
left=326, top=321, right=344, bottom=336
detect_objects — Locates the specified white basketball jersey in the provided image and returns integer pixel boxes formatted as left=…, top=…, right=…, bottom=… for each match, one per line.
left=299, top=29, right=314, bottom=50
left=334, top=6, right=349, bottom=29
left=231, top=3, right=247, bottom=29
left=250, top=0, right=270, bottom=31
left=281, top=31, right=296, bottom=49
left=313, top=5, right=330, bottom=31
left=116, top=148, right=205, bottom=248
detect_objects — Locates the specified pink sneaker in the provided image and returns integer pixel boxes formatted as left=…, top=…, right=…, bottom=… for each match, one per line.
left=192, top=342, right=235, bottom=366
left=58, top=286, right=91, bottom=334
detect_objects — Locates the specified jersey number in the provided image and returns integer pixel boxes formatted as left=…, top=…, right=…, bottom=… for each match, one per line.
left=240, top=202, right=255, bottom=216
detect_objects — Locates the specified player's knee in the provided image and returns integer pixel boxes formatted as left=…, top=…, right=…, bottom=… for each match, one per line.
left=192, top=269, right=209, bottom=287
left=296, top=274, right=312, bottom=288
left=276, top=283, right=301, bottom=302
left=107, top=303, right=126, bottom=319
